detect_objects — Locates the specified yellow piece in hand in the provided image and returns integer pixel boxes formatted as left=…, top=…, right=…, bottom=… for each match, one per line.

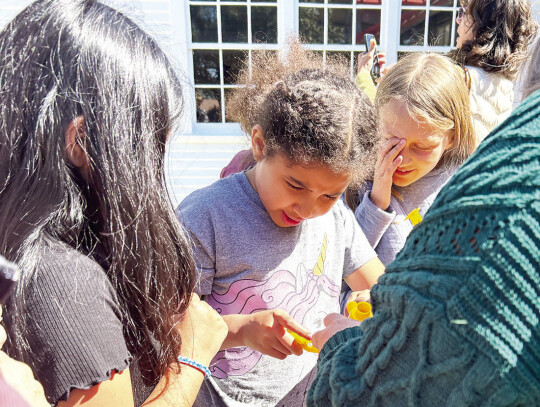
left=405, top=208, right=423, bottom=226
left=287, top=329, right=319, bottom=353
left=346, top=301, right=373, bottom=322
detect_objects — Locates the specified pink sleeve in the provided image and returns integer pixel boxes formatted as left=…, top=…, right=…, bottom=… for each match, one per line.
left=220, top=150, right=256, bottom=178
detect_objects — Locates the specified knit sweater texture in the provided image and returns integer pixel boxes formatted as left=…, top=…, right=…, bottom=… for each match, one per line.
left=306, top=89, right=540, bottom=406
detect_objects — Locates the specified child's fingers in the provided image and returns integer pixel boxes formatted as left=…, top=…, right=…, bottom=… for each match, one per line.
left=265, top=346, right=289, bottom=360
left=390, top=155, right=403, bottom=173
left=280, top=331, right=304, bottom=356
left=376, top=138, right=397, bottom=165
left=274, top=310, right=312, bottom=339
left=378, top=138, right=405, bottom=172
left=346, top=289, right=371, bottom=304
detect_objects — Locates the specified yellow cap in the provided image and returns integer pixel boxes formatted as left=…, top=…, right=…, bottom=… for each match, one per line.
left=346, top=301, right=373, bottom=322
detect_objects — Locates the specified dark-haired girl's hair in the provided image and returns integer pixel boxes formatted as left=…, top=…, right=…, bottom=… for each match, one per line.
left=228, top=38, right=379, bottom=185
left=0, top=0, right=194, bottom=384
left=449, top=0, right=537, bottom=80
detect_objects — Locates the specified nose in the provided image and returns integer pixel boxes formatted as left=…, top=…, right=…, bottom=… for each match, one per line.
left=399, top=146, right=412, bottom=167
left=293, top=196, right=317, bottom=220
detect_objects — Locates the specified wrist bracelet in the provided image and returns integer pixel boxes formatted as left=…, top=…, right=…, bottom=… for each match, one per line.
left=177, top=356, right=211, bottom=379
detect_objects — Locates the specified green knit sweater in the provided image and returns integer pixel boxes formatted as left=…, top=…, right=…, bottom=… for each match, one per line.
left=307, top=89, right=540, bottom=406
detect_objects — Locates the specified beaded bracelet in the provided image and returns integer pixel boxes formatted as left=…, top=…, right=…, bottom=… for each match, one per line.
left=177, top=356, right=211, bottom=379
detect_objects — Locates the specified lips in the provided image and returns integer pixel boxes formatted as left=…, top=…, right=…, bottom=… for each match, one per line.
left=395, top=168, right=414, bottom=176
left=281, top=210, right=302, bottom=226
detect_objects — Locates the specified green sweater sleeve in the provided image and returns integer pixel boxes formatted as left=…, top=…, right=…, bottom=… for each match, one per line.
left=306, top=89, right=540, bottom=407
left=354, top=69, right=377, bottom=103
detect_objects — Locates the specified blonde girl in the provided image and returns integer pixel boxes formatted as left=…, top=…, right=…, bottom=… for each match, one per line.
left=348, top=53, right=476, bottom=266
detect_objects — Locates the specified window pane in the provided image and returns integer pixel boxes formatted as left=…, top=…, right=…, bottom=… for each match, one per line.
left=196, top=89, right=222, bottom=123
left=223, top=50, right=246, bottom=85
left=252, top=0, right=277, bottom=2
left=356, top=9, right=381, bottom=45
left=402, top=0, right=426, bottom=4
left=221, top=6, right=248, bottom=43
left=193, top=50, right=220, bottom=84
left=328, top=8, right=352, bottom=45
left=299, top=7, right=324, bottom=44
left=190, top=6, right=218, bottom=43
left=328, top=0, right=353, bottom=4
left=225, top=88, right=236, bottom=122
left=252, top=6, right=278, bottom=43
left=357, top=0, right=382, bottom=3
left=299, top=0, right=324, bottom=3
left=400, top=9, right=425, bottom=45
left=428, top=11, right=453, bottom=46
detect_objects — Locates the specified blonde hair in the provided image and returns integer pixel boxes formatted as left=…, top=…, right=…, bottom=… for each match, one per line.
left=375, top=53, right=476, bottom=170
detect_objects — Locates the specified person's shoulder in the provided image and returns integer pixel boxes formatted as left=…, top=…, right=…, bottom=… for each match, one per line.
left=27, top=240, right=115, bottom=304
left=179, top=172, right=245, bottom=210
left=177, top=172, right=249, bottom=230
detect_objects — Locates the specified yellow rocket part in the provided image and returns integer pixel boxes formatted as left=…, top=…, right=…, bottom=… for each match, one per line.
left=287, top=329, right=319, bottom=353
left=346, top=301, right=373, bottom=322
left=405, top=208, right=423, bottom=226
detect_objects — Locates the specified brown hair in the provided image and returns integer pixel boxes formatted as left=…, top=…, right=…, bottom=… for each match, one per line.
left=227, top=38, right=379, bottom=185
left=449, top=0, right=538, bottom=80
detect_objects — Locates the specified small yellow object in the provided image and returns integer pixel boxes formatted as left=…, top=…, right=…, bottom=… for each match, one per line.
left=346, top=301, right=373, bottom=322
left=405, top=208, right=423, bottom=226
left=287, top=329, right=319, bottom=353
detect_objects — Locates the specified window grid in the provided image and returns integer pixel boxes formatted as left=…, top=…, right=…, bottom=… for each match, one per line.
left=398, top=0, right=458, bottom=53
left=187, top=0, right=460, bottom=134
left=298, top=1, right=384, bottom=77
left=189, top=0, right=279, bottom=125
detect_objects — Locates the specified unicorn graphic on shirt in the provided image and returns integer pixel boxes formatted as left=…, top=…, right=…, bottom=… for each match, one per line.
left=206, top=235, right=340, bottom=379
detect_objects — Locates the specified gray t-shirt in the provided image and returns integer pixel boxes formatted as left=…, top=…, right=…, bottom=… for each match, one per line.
left=355, top=166, right=457, bottom=265
left=177, top=172, right=376, bottom=407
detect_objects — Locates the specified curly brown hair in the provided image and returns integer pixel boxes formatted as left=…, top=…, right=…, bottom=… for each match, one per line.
left=449, top=0, right=538, bottom=80
left=227, top=38, right=379, bottom=185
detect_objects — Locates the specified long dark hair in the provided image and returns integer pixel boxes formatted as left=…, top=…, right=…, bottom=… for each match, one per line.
left=449, top=0, right=537, bottom=80
left=0, top=0, right=194, bottom=384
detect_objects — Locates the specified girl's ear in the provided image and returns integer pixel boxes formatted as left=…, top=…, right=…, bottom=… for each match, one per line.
left=65, top=116, right=90, bottom=172
left=251, top=124, right=266, bottom=161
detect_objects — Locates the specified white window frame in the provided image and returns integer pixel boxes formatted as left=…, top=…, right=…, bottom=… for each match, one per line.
left=173, top=0, right=459, bottom=138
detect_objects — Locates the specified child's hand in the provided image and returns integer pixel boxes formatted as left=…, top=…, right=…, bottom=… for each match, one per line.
left=312, top=313, right=361, bottom=351
left=370, top=137, right=405, bottom=210
left=343, top=289, right=371, bottom=317
left=240, top=310, right=311, bottom=359
left=357, top=38, right=386, bottom=76
left=175, top=294, right=229, bottom=366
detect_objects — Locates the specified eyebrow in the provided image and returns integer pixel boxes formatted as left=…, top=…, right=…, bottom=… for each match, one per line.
left=288, top=176, right=311, bottom=191
left=288, top=176, right=346, bottom=197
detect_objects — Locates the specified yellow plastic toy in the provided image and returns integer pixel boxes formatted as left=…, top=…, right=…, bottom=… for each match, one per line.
left=405, top=208, right=423, bottom=226
left=346, top=301, right=373, bottom=322
left=287, top=329, right=319, bottom=353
